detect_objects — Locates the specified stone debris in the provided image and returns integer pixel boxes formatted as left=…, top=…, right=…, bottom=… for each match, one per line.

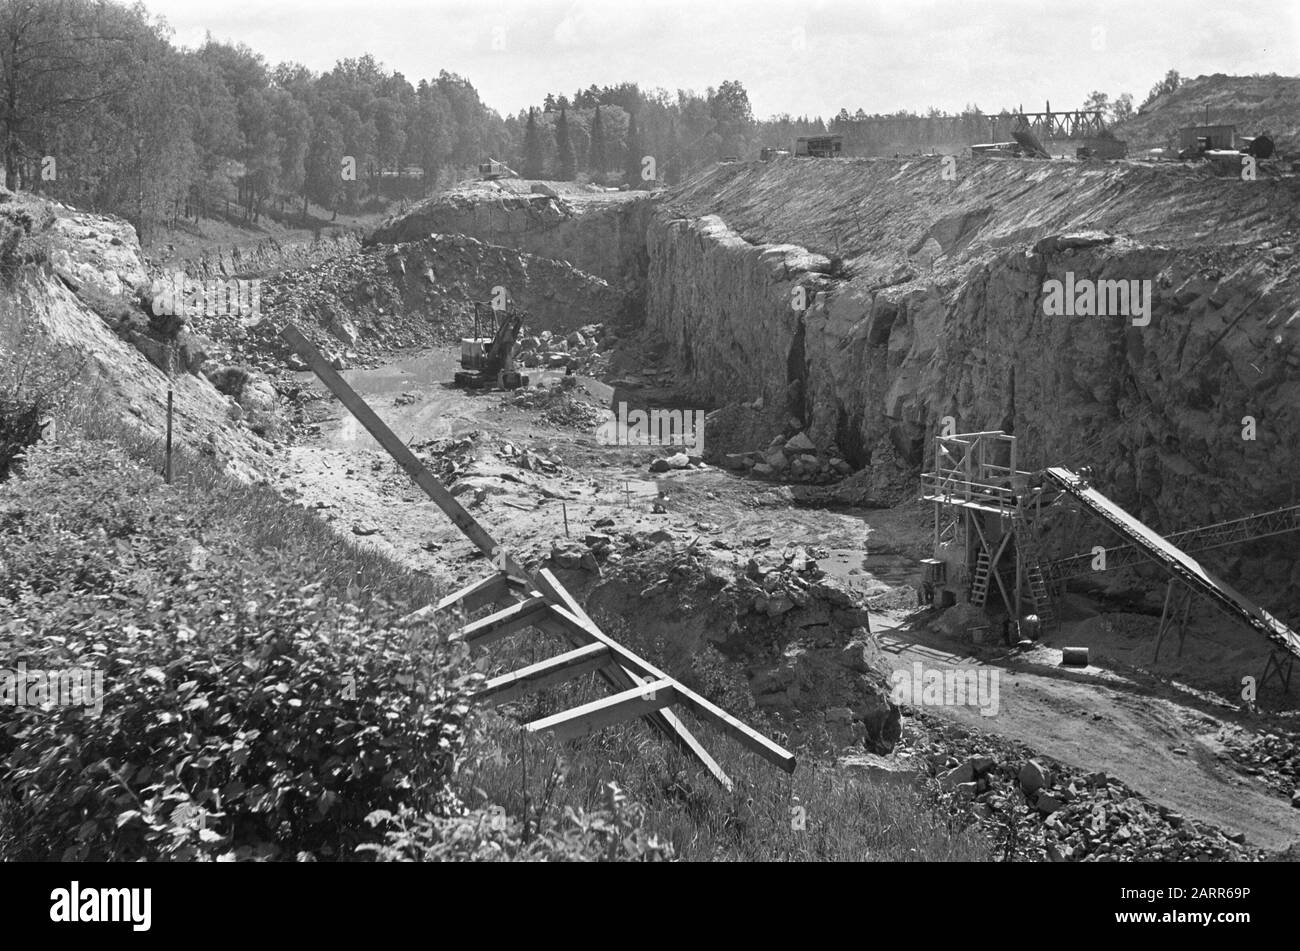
left=409, top=432, right=481, bottom=486
left=1220, top=728, right=1300, bottom=801
left=507, top=382, right=606, bottom=430
left=719, top=426, right=852, bottom=485
left=900, top=714, right=1265, bottom=861
left=517, top=323, right=613, bottom=376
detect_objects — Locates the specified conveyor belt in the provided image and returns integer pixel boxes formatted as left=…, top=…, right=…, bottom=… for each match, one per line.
left=1045, top=467, right=1300, bottom=660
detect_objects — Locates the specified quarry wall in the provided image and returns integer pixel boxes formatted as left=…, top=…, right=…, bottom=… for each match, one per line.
left=636, top=158, right=1300, bottom=606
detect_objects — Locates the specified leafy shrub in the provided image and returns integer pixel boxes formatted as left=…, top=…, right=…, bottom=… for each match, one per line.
left=361, top=782, right=674, bottom=862
left=0, top=293, right=84, bottom=478
left=0, top=437, right=474, bottom=860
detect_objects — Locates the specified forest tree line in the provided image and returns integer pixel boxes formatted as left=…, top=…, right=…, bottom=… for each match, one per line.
left=0, top=0, right=1177, bottom=244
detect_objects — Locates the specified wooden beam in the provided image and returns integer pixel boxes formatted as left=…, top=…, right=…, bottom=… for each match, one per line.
left=533, top=570, right=735, bottom=790
left=544, top=600, right=796, bottom=773
left=528, top=680, right=678, bottom=743
left=458, top=596, right=553, bottom=647
left=436, top=573, right=516, bottom=615
left=280, top=325, right=530, bottom=580
left=476, top=642, right=611, bottom=706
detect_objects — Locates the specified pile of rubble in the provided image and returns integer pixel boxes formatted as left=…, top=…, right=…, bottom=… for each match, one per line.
left=721, top=428, right=853, bottom=485
left=1224, top=729, right=1300, bottom=806
left=885, top=715, right=1265, bottom=861
left=176, top=233, right=621, bottom=378
left=497, top=440, right=563, bottom=474
left=539, top=525, right=897, bottom=750
left=507, top=379, right=607, bottom=430
left=737, top=543, right=829, bottom=617
left=409, top=432, right=480, bottom=486
left=517, top=323, right=613, bottom=375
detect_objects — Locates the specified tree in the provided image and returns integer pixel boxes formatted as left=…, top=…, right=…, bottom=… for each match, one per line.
left=521, top=107, right=543, bottom=178
left=623, top=111, right=641, bottom=184
left=1109, top=93, right=1134, bottom=125
left=1082, top=90, right=1109, bottom=113
left=555, top=108, right=574, bottom=180
left=303, top=117, right=343, bottom=218
left=710, top=79, right=753, bottom=126
left=1142, top=70, right=1182, bottom=109
left=588, top=105, right=606, bottom=174
left=0, top=0, right=148, bottom=188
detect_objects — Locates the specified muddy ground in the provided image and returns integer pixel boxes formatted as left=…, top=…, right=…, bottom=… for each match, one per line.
left=272, top=344, right=1300, bottom=854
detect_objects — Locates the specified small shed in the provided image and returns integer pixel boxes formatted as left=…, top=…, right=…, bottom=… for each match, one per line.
left=1177, top=125, right=1236, bottom=153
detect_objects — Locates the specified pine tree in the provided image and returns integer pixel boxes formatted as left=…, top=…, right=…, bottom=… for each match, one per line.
left=623, top=111, right=642, bottom=186
left=588, top=105, right=606, bottom=177
left=556, top=108, right=575, bottom=181
left=521, top=107, right=544, bottom=179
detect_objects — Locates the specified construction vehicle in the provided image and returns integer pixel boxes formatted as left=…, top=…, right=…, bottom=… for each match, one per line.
left=455, top=302, right=529, bottom=390
left=478, top=158, right=517, bottom=181
left=760, top=147, right=791, bottom=161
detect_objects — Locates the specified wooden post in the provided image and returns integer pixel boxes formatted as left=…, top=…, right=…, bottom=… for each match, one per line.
left=562, top=502, right=570, bottom=538
left=164, top=389, right=173, bottom=485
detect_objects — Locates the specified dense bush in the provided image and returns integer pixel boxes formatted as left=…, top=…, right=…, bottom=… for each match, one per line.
left=0, top=291, right=83, bottom=479
left=0, top=438, right=474, bottom=860
left=361, top=782, right=674, bottom=862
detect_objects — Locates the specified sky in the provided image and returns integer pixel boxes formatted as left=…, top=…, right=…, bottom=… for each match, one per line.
left=141, top=0, right=1300, bottom=119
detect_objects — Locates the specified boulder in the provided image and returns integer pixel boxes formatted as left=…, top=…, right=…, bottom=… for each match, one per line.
left=237, top=374, right=278, bottom=414
left=1019, top=759, right=1049, bottom=794
left=764, top=449, right=789, bottom=471
left=1036, top=794, right=1063, bottom=815
left=786, top=431, right=816, bottom=453
left=838, top=753, right=921, bottom=787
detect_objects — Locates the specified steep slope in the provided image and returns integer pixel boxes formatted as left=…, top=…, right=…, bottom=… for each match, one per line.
left=1113, top=73, right=1300, bottom=150
left=0, top=192, right=273, bottom=480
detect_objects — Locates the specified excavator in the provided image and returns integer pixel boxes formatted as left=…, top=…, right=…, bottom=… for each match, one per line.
left=454, top=301, right=529, bottom=390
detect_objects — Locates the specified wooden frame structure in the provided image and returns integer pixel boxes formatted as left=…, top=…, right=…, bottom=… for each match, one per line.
left=281, top=324, right=795, bottom=791
left=920, top=431, right=1057, bottom=627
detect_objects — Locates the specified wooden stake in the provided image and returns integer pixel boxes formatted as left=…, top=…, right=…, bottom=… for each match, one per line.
left=164, top=389, right=173, bottom=485
left=562, top=502, right=570, bottom=538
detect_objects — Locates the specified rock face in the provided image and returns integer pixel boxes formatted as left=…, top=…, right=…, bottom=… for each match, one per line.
left=638, top=158, right=1300, bottom=621
left=0, top=195, right=272, bottom=481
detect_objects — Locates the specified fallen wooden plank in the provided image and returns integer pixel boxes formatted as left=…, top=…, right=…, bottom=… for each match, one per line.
left=528, top=680, right=678, bottom=742
left=476, top=642, right=611, bottom=706
left=281, top=325, right=531, bottom=580
left=436, top=572, right=514, bottom=615
left=458, top=596, right=552, bottom=647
